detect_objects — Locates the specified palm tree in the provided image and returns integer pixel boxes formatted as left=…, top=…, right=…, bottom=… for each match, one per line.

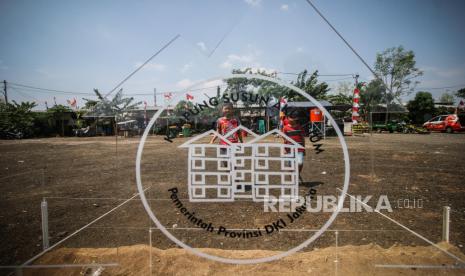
left=85, top=89, right=140, bottom=120
left=83, top=89, right=141, bottom=135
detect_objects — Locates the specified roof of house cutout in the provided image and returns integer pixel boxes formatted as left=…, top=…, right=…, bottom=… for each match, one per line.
left=247, top=129, right=305, bottom=149
left=223, top=125, right=259, bottom=140
left=178, top=130, right=232, bottom=148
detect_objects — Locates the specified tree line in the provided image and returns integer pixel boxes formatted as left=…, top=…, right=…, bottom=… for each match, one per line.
left=2, top=45, right=464, bottom=138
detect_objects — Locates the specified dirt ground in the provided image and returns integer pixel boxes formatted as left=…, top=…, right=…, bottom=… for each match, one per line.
left=26, top=242, right=465, bottom=276
left=1, top=132, right=464, bottom=275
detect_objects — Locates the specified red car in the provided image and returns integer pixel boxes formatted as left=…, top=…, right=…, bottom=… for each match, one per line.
left=423, top=114, right=465, bottom=133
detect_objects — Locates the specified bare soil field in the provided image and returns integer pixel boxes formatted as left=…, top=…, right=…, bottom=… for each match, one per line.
left=27, top=242, right=465, bottom=276
left=1, top=132, right=464, bottom=275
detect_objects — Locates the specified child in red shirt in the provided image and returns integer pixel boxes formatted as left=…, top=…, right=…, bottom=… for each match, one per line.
left=210, top=103, right=243, bottom=144
left=282, top=111, right=305, bottom=173
left=210, top=103, right=246, bottom=190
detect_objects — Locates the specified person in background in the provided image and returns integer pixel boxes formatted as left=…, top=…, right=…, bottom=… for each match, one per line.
left=210, top=102, right=243, bottom=145
left=282, top=109, right=305, bottom=174
left=210, top=103, right=246, bottom=190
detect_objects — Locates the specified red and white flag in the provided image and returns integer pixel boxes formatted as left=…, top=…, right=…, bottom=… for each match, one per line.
left=67, top=98, right=77, bottom=109
left=163, top=92, right=173, bottom=107
left=186, top=93, right=194, bottom=101
left=164, top=92, right=173, bottom=99
left=352, top=88, right=360, bottom=124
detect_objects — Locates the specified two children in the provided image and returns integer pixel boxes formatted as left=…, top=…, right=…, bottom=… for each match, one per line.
left=210, top=103, right=305, bottom=174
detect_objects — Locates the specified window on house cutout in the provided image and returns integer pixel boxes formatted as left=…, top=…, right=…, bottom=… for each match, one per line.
left=193, top=174, right=204, bottom=184
left=218, top=187, right=230, bottom=198
left=235, top=171, right=244, bottom=180
left=235, top=145, right=245, bottom=154
left=257, top=173, right=267, bottom=184
left=256, top=187, right=268, bottom=197
left=217, top=147, right=229, bottom=157
left=217, top=160, right=230, bottom=170
left=280, top=146, right=294, bottom=157
left=193, top=146, right=205, bottom=156
left=281, top=159, right=294, bottom=170
left=282, top=174, right=293, bottom=184
left=235, top=158, right=245, bottom=167
left=218, top=174, right=230, bottom=184
left=193, top=187, right=205, bottom=198
left=282, top=187, right=293, bottom=197
left=256, top=159, right=268, bottom=169
left=257, top=145, right=268, bottom=156
left=193, top=159, right=205, bottom=169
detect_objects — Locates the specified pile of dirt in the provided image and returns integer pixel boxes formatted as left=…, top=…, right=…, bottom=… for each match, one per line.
left=28, top=242, right=465, bottom=275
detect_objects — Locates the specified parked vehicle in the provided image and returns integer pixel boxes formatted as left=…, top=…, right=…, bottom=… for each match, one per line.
left=398, top=122, right=430, bottom=134
left=372, top=120, right=403, bottom=133
left=423, top=114, right=465, bottom=133
left=0, top=130, right=23, bottom=139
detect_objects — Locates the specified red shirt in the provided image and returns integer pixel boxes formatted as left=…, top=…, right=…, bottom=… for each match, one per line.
left=282, top=117, right=289, bottom=126
left=217, top=117, right=240, bottom=145
left=283, top=123, right=305, bottom=153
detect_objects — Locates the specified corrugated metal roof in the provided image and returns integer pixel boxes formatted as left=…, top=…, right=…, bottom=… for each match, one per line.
left=286, top=100, right=332, bottom=107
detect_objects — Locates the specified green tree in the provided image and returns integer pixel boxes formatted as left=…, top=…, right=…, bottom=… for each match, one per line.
left=439, top=92, right=454, bottom=104
left=225, top=68, right=281, bottom=103
left=0, top=101, right=37, bottom=138
left=225, top=68, right=329, bottom=102
left=47, top=104, right=72, bottom=113
left=174, top=100, right=194, bottom=116
left=434, top=106, right=452, bottom=117
left=406, top=91, right=435, bottom=124
left=336, top=81, right=353, bottom=95
left=84, top=89, right=141, bottom=120
left=327, top=81, right=353, bottom=105
left=82, top=99, right=99, bottom=109
left=327, top=93, right=352, bottom=106
left=46, top=104, right=73, bottom=136
left=360, top=79, right=384, bottom=119
left=455, top=87, right=465, bottom=99
left=374, top=46, right=423, bottom=122
left=290, top=70, right=329, bottom=101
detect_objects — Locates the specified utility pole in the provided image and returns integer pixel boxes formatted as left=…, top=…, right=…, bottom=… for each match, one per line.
left=153, top=88, right=157, bottom=107
left=3, top=80, right=7, bottom=104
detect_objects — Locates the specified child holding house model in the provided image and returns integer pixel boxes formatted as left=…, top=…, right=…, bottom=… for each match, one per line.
left=210, top=103, right=248, bottom=190
left=282, top=109, right=305, bottom=173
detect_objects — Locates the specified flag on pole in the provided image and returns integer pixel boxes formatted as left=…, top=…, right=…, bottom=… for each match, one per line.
left=352, top=87, right=361, bottom=124
left=186, top=93, right=194, bottom=101
left=67, top=98, right=77, bottom=109
left=164, top=92, right=173, bottom=106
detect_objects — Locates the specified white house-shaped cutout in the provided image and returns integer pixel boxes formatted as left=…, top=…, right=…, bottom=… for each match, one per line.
left=179, top=126, right=303, bottom=202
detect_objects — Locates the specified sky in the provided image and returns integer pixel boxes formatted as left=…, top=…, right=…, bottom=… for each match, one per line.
left=0, top=0, right=464, bottom=110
